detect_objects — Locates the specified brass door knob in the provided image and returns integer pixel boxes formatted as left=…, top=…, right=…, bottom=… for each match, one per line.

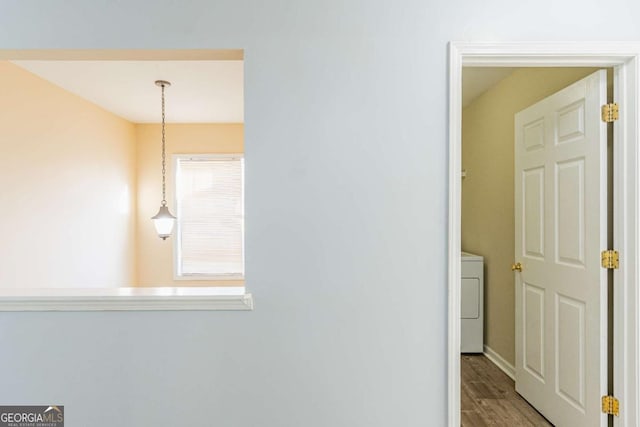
left=511, top=262, right=523, bottom=272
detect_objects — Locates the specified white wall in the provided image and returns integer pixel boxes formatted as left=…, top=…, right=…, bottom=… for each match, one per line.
left=1, top=1, right=640, bottom=426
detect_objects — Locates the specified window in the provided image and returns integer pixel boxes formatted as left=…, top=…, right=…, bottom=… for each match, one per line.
left=174, top=154, right=244, bottom=279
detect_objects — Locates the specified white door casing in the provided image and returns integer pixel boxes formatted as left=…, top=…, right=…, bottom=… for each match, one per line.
left=449, top=43, right=640, bottom=427
left=514, top=70, right=608, bottom=426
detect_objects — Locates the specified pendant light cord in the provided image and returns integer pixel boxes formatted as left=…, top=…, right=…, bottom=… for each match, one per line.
left=161, top=83, right=167, bottom=206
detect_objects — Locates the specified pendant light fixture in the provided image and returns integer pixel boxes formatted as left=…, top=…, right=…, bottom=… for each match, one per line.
left=152, top=80, right=176, bottom=240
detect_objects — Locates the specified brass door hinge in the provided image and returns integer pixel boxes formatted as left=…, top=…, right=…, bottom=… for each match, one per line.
left=601, top=250, right=619, bottom=269
left=602, top=103, right=619, bottom=123
left=602, top=395, right=620, bottom=416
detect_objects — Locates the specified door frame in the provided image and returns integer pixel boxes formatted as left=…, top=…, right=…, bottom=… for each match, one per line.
left=448, top=42, right=640, bottom=427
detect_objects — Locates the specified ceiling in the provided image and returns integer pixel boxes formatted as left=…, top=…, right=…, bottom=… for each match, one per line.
left=11, top=60, right=244, bottom=123
left=462, top=67, right=516, bottom=107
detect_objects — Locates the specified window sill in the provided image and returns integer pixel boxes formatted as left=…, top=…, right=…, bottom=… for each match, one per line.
left=0, top=287, right=253, bottom=312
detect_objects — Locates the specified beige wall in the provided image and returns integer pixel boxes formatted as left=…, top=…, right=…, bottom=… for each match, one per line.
left=461, top=67, right=601, bottom=364
left=1, top=62, right=244, bottom=288
left=135, top=123, right=244, bottom=286
left=0, top=61, right=137, bottom=287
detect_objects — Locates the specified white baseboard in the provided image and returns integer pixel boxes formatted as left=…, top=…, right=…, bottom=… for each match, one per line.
left=483, top=345, right=515, bottom=380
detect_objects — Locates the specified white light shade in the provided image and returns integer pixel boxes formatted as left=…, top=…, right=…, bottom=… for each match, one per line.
left=152, top=205, right=176, bottom=240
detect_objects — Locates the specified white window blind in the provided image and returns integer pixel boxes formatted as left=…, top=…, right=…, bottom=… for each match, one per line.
left=175, top=155, right=244, bottom=278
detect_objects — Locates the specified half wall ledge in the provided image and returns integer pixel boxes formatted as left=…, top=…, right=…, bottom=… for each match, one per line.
left=0, top=287, right=254, bottom=311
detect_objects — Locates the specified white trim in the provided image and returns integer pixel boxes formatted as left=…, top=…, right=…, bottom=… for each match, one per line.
left=448, top=41, right=640, bottom=427
left=0, top=287, right=253, bottom=311
left=175, top=274, right=245, bottom=281
left=483, top=345, right=516, bottom=381
left=457, top=41, right=640, bottom=66
left=174, top=153, right=244, bottom=160
left=447, top=41, right=463, bottom=427
left=612, top=54, right=640, bottom=427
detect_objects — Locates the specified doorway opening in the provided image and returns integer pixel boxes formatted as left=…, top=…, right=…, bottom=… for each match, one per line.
left=448, top=43, right=640, bottom=427
left=460, top=66, right=611, bottom=426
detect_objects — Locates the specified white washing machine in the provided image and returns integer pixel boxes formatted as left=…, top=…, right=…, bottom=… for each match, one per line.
left=461, top=251, right=484, bottom=353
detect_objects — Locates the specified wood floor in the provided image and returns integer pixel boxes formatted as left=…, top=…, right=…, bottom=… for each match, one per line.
left=461, top=354, right=554, bottom=426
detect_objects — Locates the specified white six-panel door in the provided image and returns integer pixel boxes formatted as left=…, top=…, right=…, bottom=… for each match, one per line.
left=514, top=70, right=608, bottom=427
